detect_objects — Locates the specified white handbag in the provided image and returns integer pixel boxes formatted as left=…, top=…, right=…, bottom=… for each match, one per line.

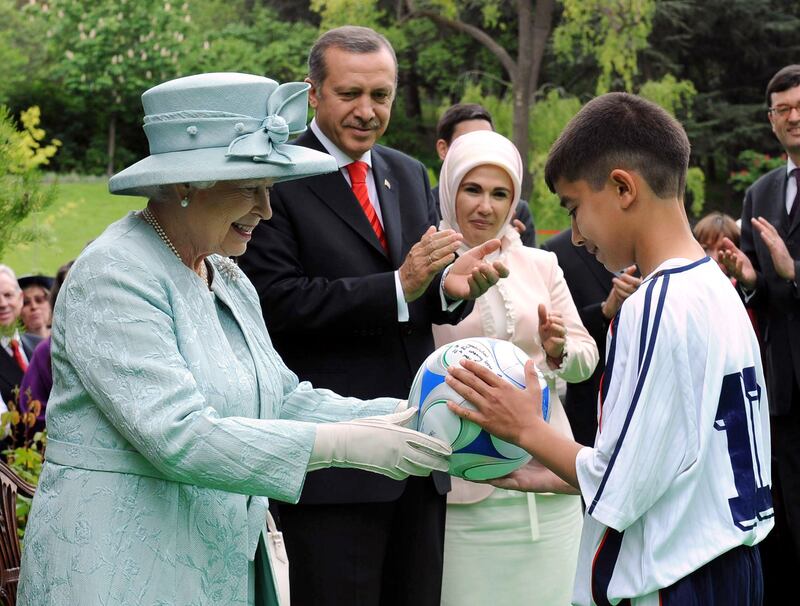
left=266, top=510, right=291, bottom=605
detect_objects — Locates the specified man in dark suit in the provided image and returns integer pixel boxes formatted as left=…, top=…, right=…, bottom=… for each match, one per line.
left=0, top=265, right=42, bottom=413
left=719, top=64, right=800, bottom=601
left=239, top=26, right=507, bottom=606
left=541, top=229, right=639, bottom=446
left=431, top=103, right=537, bottom=247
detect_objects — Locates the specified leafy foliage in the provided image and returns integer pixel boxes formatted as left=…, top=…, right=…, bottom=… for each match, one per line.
left=554, top=0, right=655, bottom=93
left=1, top=0, right=797, bottom=213
left=528, top=89, right=582, bottom=231
left=638, top=74, right=706, bottom=215
left=310, top=0, right=386, bottom=30
left=0, top=106, right=58, bottom=260
left=182, top=6, right=317, bottom=81
left=728, top=150, right=787, bottom=193
left=459, top=83, right=581, bottom=232
left=36, top=0, right=190, bottom=111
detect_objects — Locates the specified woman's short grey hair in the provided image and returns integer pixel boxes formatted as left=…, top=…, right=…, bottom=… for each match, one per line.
left=0, top=264, right=20, bottom=290
left=146, top=181, right=217, bottom=204
left=308, top=25, right=397, bottom=87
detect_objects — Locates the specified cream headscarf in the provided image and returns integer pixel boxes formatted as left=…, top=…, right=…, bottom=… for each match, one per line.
left=438, top=130, right=524, bottom=256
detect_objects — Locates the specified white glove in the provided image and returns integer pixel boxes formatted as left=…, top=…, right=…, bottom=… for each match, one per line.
left=308, top=407, right=451, bottom=480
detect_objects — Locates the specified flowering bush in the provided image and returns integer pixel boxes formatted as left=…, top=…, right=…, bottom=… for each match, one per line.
left=729, top=150, right=786, bottom=193
left=2, top=388, right=46, bottom=539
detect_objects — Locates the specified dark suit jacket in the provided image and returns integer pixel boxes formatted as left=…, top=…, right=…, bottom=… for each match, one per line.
left=431, top=185, right=536, bottom=247
left=239, top=130, right=467, bottom=503
left=541, top=229, right=614, bottom=446
left=740, top=166, right=800, bottom=415
left=1, top=333, right=42, bottom=409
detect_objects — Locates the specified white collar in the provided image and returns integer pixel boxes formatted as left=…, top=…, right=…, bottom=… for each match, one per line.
left=310, top=119, right=372, bottom=170
left=0, top=328, right=22, bottom=348
left=787, top=156, right=799, bottom=178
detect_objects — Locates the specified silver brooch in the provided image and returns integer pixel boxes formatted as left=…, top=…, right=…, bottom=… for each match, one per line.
left=217, top=257, right=241, bottom=282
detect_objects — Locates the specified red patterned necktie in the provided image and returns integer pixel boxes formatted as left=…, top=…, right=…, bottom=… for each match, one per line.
left=346, top=161, right=388, bottom=253
left=9, top=339, right=27, bottom=372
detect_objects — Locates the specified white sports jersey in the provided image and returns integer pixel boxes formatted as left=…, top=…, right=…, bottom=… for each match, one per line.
left=573, top=257, right=773, bottom=606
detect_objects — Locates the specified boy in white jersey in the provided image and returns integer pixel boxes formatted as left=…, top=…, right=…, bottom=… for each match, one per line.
left=444, top=92, right=773, bottom=605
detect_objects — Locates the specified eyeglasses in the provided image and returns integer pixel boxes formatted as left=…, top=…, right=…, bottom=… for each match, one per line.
left=769, top=104, right=800, bottom=119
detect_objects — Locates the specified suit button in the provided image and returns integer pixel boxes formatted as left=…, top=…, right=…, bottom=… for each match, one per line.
left=405, top=327, right=413, bottom=335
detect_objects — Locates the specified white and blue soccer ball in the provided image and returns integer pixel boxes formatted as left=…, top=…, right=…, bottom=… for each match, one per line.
left=409, top=337, right=550, bottom=481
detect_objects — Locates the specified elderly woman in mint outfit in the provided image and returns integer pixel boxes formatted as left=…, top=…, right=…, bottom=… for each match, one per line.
left=15, top=72, right=510, bottom=606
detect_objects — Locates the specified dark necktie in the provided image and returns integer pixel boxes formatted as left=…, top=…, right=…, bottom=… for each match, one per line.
left=346, top=161, right=388, bottom=253
left=9, top=339, right=27, bottom=372
left=788, top=168, right=800, bottom=226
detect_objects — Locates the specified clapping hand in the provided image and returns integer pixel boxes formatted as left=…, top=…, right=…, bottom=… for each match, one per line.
left=752, top=217, right=796, bottom=281
left=718, top=237, right=757, bottom=288
left=538, top=304, right=566, bottom=367
left=442, top=239, right=510, bottom=300
left=399, top=226, right=463, bottom=302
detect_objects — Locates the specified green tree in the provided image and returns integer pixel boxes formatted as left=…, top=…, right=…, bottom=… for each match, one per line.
left=554, top=0, right=655, bottom=94
left=34, top=0, right=191, bottom=175
left=0, top=0, right=48, bottom=105
left=183, top=6, right=317, bottom=81
left=0, top=106, right=58, bottom=261
left=402, top=0, right=556, bottom=200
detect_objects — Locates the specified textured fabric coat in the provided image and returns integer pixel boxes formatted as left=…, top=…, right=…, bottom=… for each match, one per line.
left=18, top=212, right=397, bottom=606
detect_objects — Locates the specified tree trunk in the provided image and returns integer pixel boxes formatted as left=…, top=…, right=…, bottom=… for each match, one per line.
left=513, top=0, right=534, bottom=200
left=107, top=113, right=116, bottom=177
left=403, top=49, right=423, bottom=122
left=402, top=0, right=556, bottom=200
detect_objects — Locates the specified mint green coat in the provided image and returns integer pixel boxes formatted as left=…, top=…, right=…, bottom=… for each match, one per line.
left=18, top=213, right=397, bottom=605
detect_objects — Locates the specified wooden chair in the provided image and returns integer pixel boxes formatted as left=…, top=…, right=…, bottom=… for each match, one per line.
left=0, top=462, right=35, bottom=606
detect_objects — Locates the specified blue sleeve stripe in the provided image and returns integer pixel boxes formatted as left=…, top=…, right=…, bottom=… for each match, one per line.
left=588, top=274, right=670, bottom=517
left=597, top=316, right=622, bottom=431
left=637, top=278, right=659, bottom=371
left=591, top=527, right=630, bottom=606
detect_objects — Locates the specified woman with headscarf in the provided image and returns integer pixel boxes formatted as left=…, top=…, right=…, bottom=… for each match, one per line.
left=17, top=73, right=458, bottom=606
left=434, top=130, right=599, bottom=605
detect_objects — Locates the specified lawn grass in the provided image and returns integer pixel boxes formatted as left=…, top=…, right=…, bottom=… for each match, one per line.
left=1, top=181, right=145, bottom=276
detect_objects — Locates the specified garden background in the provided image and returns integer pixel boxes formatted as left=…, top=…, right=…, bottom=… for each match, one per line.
left=2, top=0, right=800, bottom=276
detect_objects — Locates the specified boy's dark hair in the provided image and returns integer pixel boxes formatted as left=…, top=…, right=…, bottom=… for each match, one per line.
left=693, top=212, right=740, bottom=248
left=436, top=104, right=494, bottom=144
left=765, top=64, right=800, bottom=107
left=308, top=26, right=397, bottom=88
left=544, top=92, right=690, bottom=199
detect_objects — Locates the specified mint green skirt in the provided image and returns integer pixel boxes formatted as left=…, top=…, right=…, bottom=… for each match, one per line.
left=441, top=492, right=583, bottom=606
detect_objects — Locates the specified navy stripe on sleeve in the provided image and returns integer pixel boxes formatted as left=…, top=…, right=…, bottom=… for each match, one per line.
left=588, top=274, right=670, bottom=516
left=591, top=528, right=631, bottom=606
left=638, top=278, right=658, bottom=370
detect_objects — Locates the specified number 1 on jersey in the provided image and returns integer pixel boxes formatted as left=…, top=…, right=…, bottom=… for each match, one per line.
left=714, top=366, right=773, bottom=531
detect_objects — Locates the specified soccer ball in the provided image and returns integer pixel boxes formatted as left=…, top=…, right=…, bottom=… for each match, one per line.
left=409, top=337, right=550, bottom=481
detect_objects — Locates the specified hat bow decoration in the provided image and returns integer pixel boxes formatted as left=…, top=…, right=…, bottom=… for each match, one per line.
left=226, top=82, right=310, bottom=165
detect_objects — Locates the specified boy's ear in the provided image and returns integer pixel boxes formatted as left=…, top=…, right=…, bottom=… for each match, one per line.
left=609, top=169, right=637, bottom=210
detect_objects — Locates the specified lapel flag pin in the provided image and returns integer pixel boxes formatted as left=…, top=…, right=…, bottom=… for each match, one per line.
left=384, top=179, right=391, bottom=190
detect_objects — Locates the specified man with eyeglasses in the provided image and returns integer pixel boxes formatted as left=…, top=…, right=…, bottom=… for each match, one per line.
left=719, top=64, right=800, bottom=602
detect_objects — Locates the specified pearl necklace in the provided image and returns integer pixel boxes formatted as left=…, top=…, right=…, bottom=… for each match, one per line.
left=140, top=207, right=208, bottom=286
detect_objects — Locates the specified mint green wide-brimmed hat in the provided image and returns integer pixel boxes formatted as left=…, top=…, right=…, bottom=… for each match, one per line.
left=109, top=72, right=337, bottom=196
